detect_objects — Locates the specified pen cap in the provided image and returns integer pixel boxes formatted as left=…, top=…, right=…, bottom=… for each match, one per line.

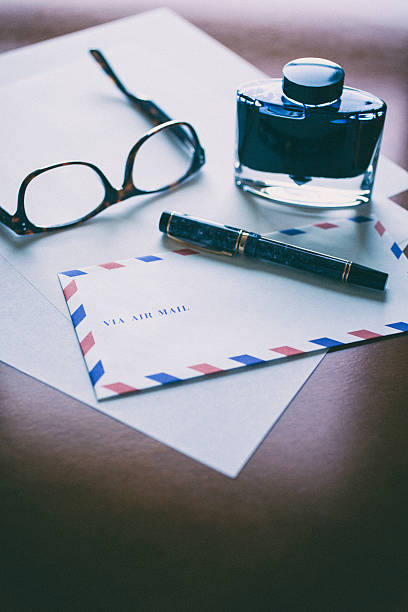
left=159, top=210, right=243, bottom=255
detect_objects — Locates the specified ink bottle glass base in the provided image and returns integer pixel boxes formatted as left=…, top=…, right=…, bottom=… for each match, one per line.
left=234, top=161, right=377, bottom=209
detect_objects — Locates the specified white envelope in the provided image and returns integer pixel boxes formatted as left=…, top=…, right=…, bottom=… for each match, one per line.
left=58, top=215, right=408, bottom=401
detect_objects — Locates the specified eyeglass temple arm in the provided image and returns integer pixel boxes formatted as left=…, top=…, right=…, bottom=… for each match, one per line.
left=90, top=49, right=201, bottom=154
left=89, top=49, right=173, bottom=127
left=0, top=205, right=14, bottom=230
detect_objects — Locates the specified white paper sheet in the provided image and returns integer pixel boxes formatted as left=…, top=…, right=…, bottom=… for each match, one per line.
left=0, top=248, right=326, bottom=476
left=1, top=10, right=408, bottom=477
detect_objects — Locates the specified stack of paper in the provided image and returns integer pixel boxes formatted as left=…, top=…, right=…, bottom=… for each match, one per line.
left=1, top=9, right=407, bottom=476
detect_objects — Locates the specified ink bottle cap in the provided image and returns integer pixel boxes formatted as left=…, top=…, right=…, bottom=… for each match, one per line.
left=282, top=57, right=345, bottom=105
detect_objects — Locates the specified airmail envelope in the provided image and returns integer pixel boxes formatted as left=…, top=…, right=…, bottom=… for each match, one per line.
left=59, top=215, right=408, bottom=400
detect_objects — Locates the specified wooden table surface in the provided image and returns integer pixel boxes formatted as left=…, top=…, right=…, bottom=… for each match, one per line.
left=1, top=8, right=408, bottom=611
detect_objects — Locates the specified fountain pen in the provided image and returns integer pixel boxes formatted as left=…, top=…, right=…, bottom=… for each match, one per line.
left=159, top=211, right=388, bottom=291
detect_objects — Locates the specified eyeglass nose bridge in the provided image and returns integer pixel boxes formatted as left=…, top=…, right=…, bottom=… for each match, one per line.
left=116, top=182, right=140, bottom=202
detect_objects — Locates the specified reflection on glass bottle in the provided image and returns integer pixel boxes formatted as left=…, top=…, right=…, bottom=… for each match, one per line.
left=235, top=58, right=386, bottom=208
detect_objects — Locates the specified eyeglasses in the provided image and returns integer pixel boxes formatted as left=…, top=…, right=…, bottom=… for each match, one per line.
left=0, top=49, right=205, bottom=235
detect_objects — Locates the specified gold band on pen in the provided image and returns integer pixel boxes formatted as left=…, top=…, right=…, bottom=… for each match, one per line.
left=233, top=230, right=243, bottom=255
left=342, top=260, right=352, bottom=283
left=166, top=211, right=175, bottom=236
left=236, top=231, right=250, bottom=255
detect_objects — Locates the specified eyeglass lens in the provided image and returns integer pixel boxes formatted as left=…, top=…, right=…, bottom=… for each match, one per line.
left=24, top=164, right=106, bottom=228
left=132, top=123, right=196, bottom=192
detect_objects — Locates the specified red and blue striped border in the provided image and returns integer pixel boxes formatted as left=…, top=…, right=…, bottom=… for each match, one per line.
left=130, top=321, right=408, bottom=386
left=58, top=217, right=407, bottom=399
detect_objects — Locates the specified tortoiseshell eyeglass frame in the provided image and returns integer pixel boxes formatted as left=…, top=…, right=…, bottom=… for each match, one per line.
left=0, top=49, right=205, bottom=235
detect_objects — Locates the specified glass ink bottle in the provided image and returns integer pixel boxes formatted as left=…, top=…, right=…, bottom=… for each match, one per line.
left=235, top=58, right=386, bottom=208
